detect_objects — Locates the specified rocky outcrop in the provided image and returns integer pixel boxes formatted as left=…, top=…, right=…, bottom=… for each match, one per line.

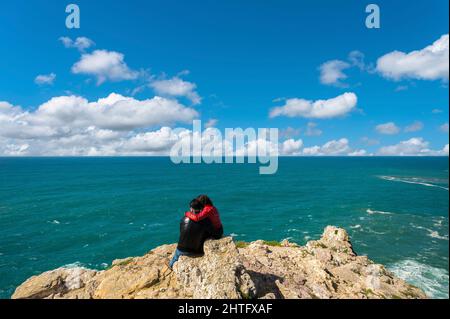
left=12, top=226, right=427, bottom=299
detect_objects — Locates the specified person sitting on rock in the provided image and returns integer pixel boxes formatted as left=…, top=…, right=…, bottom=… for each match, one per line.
left=184, top=195, right=223, bottom=239
left=169, top=198, right=216, bottom=268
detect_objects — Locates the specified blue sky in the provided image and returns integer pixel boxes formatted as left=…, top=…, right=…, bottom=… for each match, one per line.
left=0, top=0, right=448, bottom=156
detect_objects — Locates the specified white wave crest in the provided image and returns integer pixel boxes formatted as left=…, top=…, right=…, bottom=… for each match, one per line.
left=61, top=261, right=87, bottom=269
left=410, top=223, right=449, bottom=241
left=387, top=259, right=449, bottom=299
left=366, top=208, right=393, bottom=215
left=379, top=176, right=449, bottom=191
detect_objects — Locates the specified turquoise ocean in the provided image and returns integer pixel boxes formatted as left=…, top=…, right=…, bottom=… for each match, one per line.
left=0, top=157, right=448, bottom=298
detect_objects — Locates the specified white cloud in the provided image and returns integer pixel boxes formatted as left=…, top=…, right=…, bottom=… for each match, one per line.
left=0, top=94, right=199, bottom=156
left=315, top=138, right=350, bottom=155
left=150, top=76, right=201, bottom=105
left=376, top=34, right=449, bottom=81
left=318, top=51, right=373, bottom=87
left=302, top=145, right=321, bottom=156
left=303, top=138, right=351, bottom=156
left=377, top=138, right=448, bottom=156
left=281, top=139, right=303, bottom=155
left=404, top=121, right=424, bottom=133
left=280, top=127, right=301, bottom=139
left=440, top=123, right=449, bottom=133
left=269, top=92, right=357, bottom=119
left=305, top=122, right=322, bottom=136
left=72, top=50, right=139, bottom=84
left=35, top=73, right=56, bottom=86
left=204, top=119, right=218, bottom=128
left=348, top=149, right=367, bottom=156
left=443, top=144, right=449, bottom=156
left=432, top=108, right=443, bottom=114
left=120, top=127, right=183, bottom=153
left=234, top=138, right=279, bottom=157
left=348, top=50, right=367, bottom=70
left=3, top=143, right=30, bottom=156
left=319, top=60, right=350, bottom=86
left=301, top=138, right=367, bottom=156
left=59, top=36, right=95, bottom=52
left=376, top=122, right=400, bottom=135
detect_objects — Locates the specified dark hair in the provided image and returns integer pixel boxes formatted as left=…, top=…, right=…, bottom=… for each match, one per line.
left=190, top=199, right=203, bottom=212
left=196, top=195, right=213, bottom=206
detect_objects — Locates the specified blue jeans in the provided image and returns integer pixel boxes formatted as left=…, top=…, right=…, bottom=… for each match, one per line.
left=169, top=249, right=192, bottom=268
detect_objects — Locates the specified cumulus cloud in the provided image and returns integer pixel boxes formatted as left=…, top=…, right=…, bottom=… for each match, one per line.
left=269, top=92, right=357, bottom=119
left=318, top=51, right=373, bottom=87
left=149, top=76, right=201, bottom=105
left=440, top=123, right=449, bottom=133
left=376, top=122, right=400, bottom=135
left=37, top=94, right=198, bottom=130
left=232, top=138, right=279, bottom=158
left=302, top=138, right=351, bottom=156
left=2, top=142, right=30, bottom=156
left=300, top=138, right=367, bottom=156
left=281, top=139, right=303, bottom=155
left=35, top=73, right=56, bottom=86
left=59, top=36, right=95, bottom=52
left=376, top=34, right=449, bottom=81
left=0, top=94, right=199, bottom=156
left=404, top=121, right=424, bottom=133
left=204, top=119, right=218, bottom=128
left=302, top=138, right=366, bottom=156
left=1, top=99, right=369, bottom=158
left=378, top=138, right=448, bottom=156
left=72, top=50, right=139, bottom=84
left=120, top=127, right=184, bottom=153
left=319, top=60, right=350, bottom=86
left=348, top=149, right=367, bottom=156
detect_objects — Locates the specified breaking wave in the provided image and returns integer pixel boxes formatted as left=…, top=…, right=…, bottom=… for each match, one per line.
left=366, top=208, right=393, bottom=215
left=387, top=259, right=449, bottom=299
left=379, top=176, right=449, bottom=191
left=410, top=223, right=449, bottom=241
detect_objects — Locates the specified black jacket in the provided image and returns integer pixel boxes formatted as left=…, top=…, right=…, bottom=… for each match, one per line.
left=177, top=216, right=215, bottom=255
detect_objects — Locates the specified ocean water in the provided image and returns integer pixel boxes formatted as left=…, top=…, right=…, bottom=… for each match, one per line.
left=0, top=157, right=448, bottom=299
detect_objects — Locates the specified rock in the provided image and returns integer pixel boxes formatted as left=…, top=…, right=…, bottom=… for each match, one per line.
left=12, top=267, right=98, bottom=299
left=12, top=226, right=427, bottom=299
left=92, top=245, right=177, bottom=299
left=239, top=226, right=426, bottom=299
left=280, top=239, right=299, bottom=247
left=173, top=237, right=256, bottom=299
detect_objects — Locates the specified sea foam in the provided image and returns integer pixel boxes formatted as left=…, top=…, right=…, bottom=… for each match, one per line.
left=379, top=176, right=449, bottom=191
left=410, top=223, right=449, bottom=241
left=387, top=259, right=449, bottom=299
left=366, top=208, right=393, bottom=215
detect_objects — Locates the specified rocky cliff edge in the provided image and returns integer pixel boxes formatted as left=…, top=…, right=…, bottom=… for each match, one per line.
left=12, top=226, right=426, bottom=299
